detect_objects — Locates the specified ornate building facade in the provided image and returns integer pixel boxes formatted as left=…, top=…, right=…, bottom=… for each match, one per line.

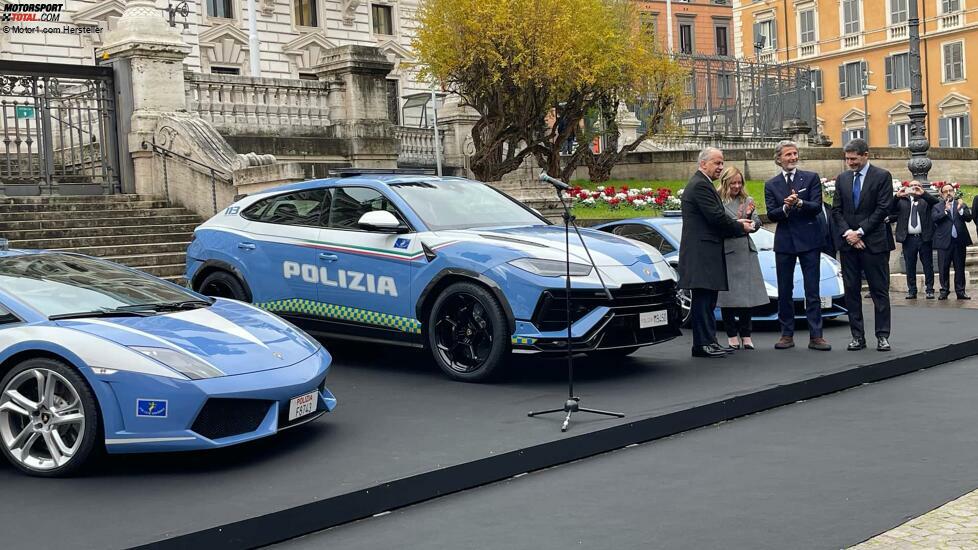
left=732, top=0, right=976, bottom=148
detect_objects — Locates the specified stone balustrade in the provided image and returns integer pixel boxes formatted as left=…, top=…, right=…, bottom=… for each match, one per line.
left=394, top=125, right=444, bottom=166
left=185, top=72, right=330, bottom=134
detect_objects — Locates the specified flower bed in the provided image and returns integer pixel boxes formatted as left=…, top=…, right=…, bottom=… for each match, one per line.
left=566, top=184, right=681, bottom=212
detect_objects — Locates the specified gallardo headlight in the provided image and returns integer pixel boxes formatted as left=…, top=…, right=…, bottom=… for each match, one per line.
left=509, top=258, right=593, bottom=277
left=130, top=346, right=224, bottom=380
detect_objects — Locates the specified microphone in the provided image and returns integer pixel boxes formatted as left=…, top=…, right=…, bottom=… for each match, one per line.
left=539, top=171, right=570, bottom=191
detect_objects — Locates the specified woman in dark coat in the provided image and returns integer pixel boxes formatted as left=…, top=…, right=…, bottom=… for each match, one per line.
left=715, top=166, right=768, bottom=349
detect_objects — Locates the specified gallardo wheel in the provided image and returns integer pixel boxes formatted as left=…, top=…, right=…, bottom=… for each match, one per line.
left=0, top=358, right=100, bottom=477
left=198, top=270, right=248, bottom=301
left=428, top=282, right=509, bottom=382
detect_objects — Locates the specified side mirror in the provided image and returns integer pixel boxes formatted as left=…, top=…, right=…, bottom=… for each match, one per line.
left=357, top=210, right=408, bottom=233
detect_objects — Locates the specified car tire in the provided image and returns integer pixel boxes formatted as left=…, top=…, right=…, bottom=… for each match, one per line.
left=427, top=281, right=510, bottom=382
left=587, top=346, right=641, bottom=359
left=197, top=270, right=249, bottom=302
left=0, top=357, right=101, bottom=477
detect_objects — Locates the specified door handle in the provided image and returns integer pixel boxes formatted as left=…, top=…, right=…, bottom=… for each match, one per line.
left=318, top=253, right=339, bottom=262
left=237, top=242, right=256, bottom=250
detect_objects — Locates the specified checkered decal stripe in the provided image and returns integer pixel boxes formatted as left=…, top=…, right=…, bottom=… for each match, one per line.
left=511, top=336, right=537, bottom=345
left=257, top=299, right=423, bottom=334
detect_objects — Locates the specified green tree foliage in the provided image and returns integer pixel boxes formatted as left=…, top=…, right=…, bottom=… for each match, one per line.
left=414, top=0, right=684, bottom=182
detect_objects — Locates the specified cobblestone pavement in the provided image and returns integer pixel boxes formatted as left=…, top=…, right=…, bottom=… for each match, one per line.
left=850, top=488, right=978, bottom=549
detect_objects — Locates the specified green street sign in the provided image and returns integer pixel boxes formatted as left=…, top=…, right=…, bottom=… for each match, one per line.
left=15, top=106, right=35, bottom=119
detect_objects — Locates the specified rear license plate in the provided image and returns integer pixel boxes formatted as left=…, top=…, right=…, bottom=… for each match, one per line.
left=288, top=391, right=318, bottom=421
left=640, top=310, right=668, bottom=328
left=820, top=296, right=832, bottom=309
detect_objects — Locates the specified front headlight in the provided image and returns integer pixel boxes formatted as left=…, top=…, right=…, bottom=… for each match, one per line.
left=509, top=258, right=593, bottom=277
left=130, top=346, right=224, bottom=380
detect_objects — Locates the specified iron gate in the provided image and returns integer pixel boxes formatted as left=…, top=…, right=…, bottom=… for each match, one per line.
left=0, top=61, right=121, bottom=196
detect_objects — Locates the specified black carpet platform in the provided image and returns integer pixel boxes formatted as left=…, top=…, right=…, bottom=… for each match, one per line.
left=2, top=307, right=977, bottom=550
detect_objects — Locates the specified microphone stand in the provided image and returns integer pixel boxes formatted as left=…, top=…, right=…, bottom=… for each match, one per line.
left=528, top=172, right=624, bottom=432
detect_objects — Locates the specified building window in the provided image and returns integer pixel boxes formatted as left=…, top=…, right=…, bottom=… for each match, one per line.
left=943, top=42, right=964, bottom=82
left=207, top=0, right=233, bottom=18
left=843, top=128, right=865, bottom=143
left=889, top=122, right=910, bottom=147
left=811, top=68, right=823, bottom=102
left=717, top=73, right=732, bottom=98
left=753, top=19, right=776, bottom=52
left=890, top=0, right=908, bottom=24
left=714, top=26, right=729, bottom=56
left=885, top=53, right=910, bottom=90
left=372, top=4, right=394, bottom=35
left=842, top=0, right=860, bottom=35
left=386, top=79, right=400, bottom=125
left=640, top=12, right=658, bottom=40
left=799, top=10, right=816, bottom=44
left=679, top=22, right=694, bottom=54
left=210, top=66, right=240, bottom=75
left=942, top=0, right=961, bottom=13
left=839, top=60, right=867, bottom=98
left=294, top=0, right=318, bottom=26
left=940, top=115, right=971, bottom=147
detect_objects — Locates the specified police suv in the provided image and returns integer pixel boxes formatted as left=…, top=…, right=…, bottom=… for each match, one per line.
left=186, top=173, right=681, bottom=381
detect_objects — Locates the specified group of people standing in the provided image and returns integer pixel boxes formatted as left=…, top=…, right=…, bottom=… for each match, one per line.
left=678, top=138, right=975, bottom=359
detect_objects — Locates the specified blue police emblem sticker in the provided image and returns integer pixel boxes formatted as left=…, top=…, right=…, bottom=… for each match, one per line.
left=394, top=238, right=411, bottom=250
left=136, top=399, right=168, bottom=418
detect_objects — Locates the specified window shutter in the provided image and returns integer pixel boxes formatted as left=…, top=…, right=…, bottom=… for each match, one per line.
left=839, top=65, right=848, bottom=98
left=771, top=20, right=777, bottom=50
left=885, top=56, right=893, bottom=91
left=944, top=45, right=953, bottom=80
left=843, top=130, right=849, bottom=145
left=963, top=115, right=971, bottom=147
left=939, top=117, right=950, bottom=147
left=753, top=22, right=761, bottom=49
left=888, top=124, right=898, bottom=147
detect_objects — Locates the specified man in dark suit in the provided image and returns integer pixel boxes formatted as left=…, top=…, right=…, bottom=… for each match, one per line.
left=831, top=139, right=895, bottom=352
left=764, top=140, right=830, bottom=351
left=891, top=180, right=940, bottom=299
left=932, top=183, right=973, bottom=300
left=679, top=147, right=752, bottom=358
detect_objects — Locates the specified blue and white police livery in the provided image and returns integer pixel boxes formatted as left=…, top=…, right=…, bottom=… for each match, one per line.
left=594, top=216, right=846, bottom=324
left=0, top=249, right=335, bottom=477
left=186, top=174, right=681, bottom=382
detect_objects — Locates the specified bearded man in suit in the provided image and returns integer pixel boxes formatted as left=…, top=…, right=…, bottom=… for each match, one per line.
left=679, top=147, right=753, bottom=358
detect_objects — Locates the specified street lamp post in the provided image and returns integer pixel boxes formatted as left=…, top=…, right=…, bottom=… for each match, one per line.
left=907, top=0, right=932, bottom=183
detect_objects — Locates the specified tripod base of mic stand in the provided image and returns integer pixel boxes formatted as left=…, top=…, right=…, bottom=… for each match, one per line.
left=528, top=397, right=624, bottom=432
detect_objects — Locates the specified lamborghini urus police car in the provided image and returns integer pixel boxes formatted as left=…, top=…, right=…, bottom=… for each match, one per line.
left=186, top=173, right=681, bottom=381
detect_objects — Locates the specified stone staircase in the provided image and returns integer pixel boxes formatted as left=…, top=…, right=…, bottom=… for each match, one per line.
left=0, top=195, right=202, bottom=284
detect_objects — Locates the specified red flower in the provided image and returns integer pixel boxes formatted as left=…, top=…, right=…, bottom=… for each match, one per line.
left=654, top=196, right=666, bottom=205
left=609, top=198, right=620, bottom=205
left=626, top=196, right=637, bottom=203
left=621, top=184, right=629, bottom=192
left=902, top=181, right=910, bottom=187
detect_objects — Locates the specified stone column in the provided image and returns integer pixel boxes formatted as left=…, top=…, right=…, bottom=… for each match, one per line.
left=315, top=46, right=398, bottom=168
left=98, top=0, right=191, bottom=195
left=616, top=104, right=642, bottom=152
left=437, top=95, right=480, bottom=176
left=782, top=119, right=812, bottom=147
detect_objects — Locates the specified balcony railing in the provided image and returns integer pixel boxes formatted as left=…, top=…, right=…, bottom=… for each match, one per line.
left=757, top=50, right=777, bottom=64
left=394, top=125, right=445, bottom=166
left=798, top=43, right=817, bottom=58
left=888, top=24, right=908, bottom=40
left=841, top=34, right=862, bottom=49
left=184, top=72, right=330, bottom=132
left=940, top=12, right=962, bottom=30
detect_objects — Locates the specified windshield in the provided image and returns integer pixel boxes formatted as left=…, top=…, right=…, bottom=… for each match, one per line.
left=0, top=253, right=200, bottom=318
left=389, top=180, right=548, bottom=230
left=657, top=221, right=775, bottom=251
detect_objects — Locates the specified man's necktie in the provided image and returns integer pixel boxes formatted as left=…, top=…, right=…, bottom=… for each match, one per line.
left=910, top=199, right=919, bottom=229
left=786, top=172, right=793, bottom=189
left=852, top=172, right=862, bottom=206
left=952, top=205, right=958, bottom=239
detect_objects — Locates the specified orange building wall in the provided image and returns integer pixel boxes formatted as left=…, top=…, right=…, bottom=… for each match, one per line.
left=734, top=0, right=978, bottom=149
left=635, top=0, right=735, bottom=55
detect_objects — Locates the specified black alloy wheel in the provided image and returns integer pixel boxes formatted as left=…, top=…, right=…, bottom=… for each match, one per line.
left=427, top=282, right=509, bottom=382
left=197, top=270, right=249, bottom=301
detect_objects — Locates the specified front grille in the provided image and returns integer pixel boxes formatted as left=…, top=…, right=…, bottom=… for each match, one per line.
left=532, top=281, right=677, bottom=332
left=191, top=398, right=272, bottom=440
